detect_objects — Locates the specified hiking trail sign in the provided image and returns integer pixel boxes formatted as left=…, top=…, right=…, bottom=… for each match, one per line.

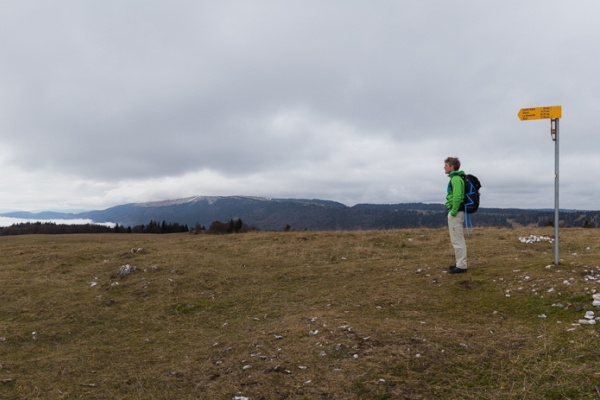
left=518, top=105, right=562, bottom=265
left=517, top=106, right=562, bottom=121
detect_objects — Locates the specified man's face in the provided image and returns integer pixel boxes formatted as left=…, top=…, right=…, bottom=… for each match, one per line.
left=444, top=163, right=454, bottom=174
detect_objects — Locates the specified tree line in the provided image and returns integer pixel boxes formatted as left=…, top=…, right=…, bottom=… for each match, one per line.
left=0, top=218, right=259, bottom=236
left=2, top=211, right=599, bottom=237
left=0, top=222, right=114, bottom=236
left=204, top=218, right=258, bottom=234
left=124, top=220, right=190, bottom=234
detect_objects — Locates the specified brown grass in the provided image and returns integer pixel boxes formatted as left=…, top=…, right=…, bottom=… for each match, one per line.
left=0, top=228, right=599, bottom=399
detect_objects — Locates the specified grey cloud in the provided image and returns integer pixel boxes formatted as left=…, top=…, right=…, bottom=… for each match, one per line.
left=0, top=1, right=599, bottom=210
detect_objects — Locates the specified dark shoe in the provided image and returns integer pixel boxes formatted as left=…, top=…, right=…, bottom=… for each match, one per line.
left=449, top=266, right=467, bottom=274
left=448, top=265, right=456, bottom=271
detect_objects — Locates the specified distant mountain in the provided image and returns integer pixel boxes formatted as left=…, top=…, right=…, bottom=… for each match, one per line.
left=3, top=196, right=600, bottom=230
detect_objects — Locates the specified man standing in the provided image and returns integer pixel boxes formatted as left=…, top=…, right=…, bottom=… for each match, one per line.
left=445, top=157, right=467, bottom=274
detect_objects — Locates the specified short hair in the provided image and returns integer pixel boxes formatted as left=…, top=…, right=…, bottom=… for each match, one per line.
left=445, top=157, right=461, bottom=170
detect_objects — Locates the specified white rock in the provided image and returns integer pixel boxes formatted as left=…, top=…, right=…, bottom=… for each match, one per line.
left=538, top=314, right=547, bottom=318
left=118, top=264, right=137, bottom=276
left=593, top=301, right=600, bottom=307
left=519, top=235, right=553, bottom=244
left=593, top=293, right=600, bottom=301
left=585, top=311, right=595, bottom=319
left=309, top=330, right=319, bottom=336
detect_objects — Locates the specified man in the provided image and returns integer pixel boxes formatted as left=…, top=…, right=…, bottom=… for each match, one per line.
left=444, top=157, right=467, bottom=274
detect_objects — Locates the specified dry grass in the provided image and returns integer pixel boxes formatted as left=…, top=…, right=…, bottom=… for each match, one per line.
left=0, top=228, right=599, bottom=399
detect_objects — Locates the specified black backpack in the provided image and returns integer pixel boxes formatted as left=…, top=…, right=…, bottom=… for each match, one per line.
left=461, top=174, right=481, bottom=214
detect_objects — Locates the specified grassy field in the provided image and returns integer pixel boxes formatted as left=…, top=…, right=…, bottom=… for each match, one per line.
left=0, top=227, right=599, bottom=399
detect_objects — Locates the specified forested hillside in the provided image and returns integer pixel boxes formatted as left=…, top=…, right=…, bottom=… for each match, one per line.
left=3, top=196, right=600, bottom=231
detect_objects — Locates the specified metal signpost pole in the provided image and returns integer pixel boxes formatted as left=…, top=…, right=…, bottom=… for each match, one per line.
left=553, top=118, right=559, bottom=265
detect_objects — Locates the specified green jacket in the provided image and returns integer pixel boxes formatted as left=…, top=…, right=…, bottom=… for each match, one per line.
left=446, top=170, right=465, bottom=216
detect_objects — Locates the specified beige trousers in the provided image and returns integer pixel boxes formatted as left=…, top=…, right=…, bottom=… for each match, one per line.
left=448, top=211, right=467, bottom=269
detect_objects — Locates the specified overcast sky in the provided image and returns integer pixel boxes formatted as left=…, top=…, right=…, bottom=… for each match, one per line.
left=0, top=1, right=598, bottom=212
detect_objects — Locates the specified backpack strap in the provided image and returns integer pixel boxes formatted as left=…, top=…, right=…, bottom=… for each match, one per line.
left=459, top=175, right=468, bottom=210
left=464, top=204, right=472, bottom=235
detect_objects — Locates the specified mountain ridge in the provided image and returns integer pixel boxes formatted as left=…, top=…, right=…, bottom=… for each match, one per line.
left=2, top=196, right=599, bottom=230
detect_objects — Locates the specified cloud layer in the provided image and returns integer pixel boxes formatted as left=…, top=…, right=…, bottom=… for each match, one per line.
left=0, top=1, right=599, bottom=211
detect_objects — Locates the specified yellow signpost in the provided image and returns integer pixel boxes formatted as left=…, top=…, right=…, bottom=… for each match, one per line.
left=518, top=105, right=562, bottom=264
left=517, top=105, right=562, bottom=121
